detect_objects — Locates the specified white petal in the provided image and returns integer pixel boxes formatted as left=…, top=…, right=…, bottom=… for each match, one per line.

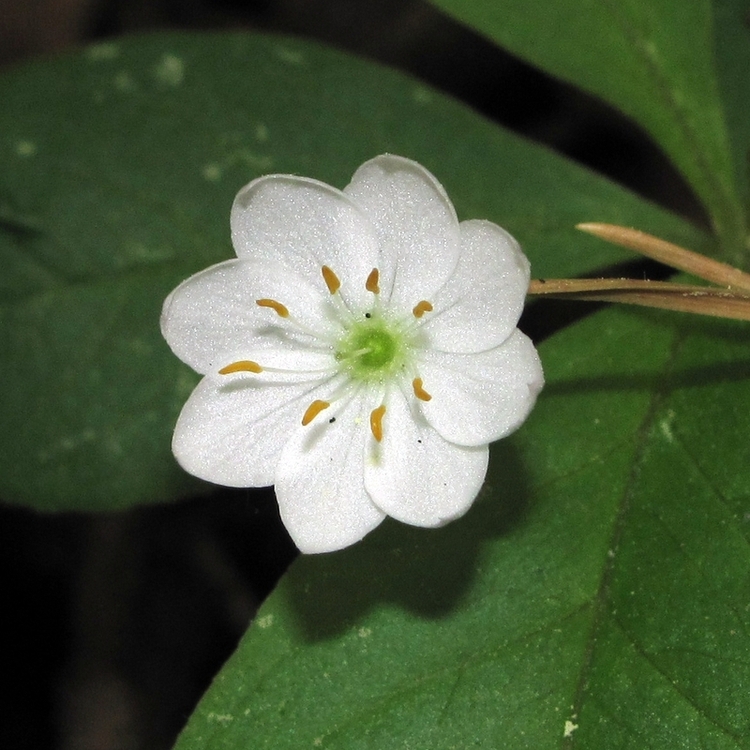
left=172, top=374, right=335, bottom=488
left=365, top=388, right=488, bottom=527
left=423, top=220, right=531, bottom=353
left=275, top=392, right=386, bottom=553
left=161, top=259, right=338, bottom=374
left=344, top=154, right=461, bottom=311
left=230, top=175, right=380, bottom=309
left=416, top=329, right=544, bottom=447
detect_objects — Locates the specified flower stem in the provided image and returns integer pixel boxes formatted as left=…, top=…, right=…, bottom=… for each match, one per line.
left=526, top=223, right=750, bottom=322
left=527, top=278, right=750, bottom=321
left=576, top=223, right=750, bottom=292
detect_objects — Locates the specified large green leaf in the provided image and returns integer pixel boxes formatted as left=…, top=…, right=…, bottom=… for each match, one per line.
left=712, top=0, right=750, bottom=216
left=173, top=305, right=750, bottom=749
left=0, top=31, right=701, bottom=512
left=427, top=0, right=749, bottom=262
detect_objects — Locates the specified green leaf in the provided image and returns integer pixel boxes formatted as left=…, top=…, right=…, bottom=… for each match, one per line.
left=0, top=31, right=700, bottom=512
left=173, top=306, right=750, bottom=749
left=712, top=0, right=750, bottom=218
left=427, top=0, right=749, bottom=261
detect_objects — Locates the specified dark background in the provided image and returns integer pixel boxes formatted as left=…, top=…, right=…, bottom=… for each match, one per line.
left=0, top=2, right=704, bottom=748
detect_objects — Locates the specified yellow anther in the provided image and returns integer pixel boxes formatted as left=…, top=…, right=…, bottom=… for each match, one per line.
left=370, top=404, right=386, bottom=442
left=256, top=298, right=289, bottom=318
left=321, top=265, right=341, bottom=294
left=412, top=300, right=434, bottom=318
left=302, top=399, right=331, bottom=426
left=218, top=360, right=263, bottom=375
left=412, top=377, right=432, bottom=402
left=366, top=268, right=380, bottom=294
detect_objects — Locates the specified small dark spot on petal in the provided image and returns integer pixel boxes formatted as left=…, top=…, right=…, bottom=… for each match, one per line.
left=329, top=417, right=336, bottom=423
left=365, top=312, right=371, bottom=318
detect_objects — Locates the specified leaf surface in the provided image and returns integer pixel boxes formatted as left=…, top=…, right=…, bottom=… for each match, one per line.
left=427, top=0, right=749, bottom=260
left=174, top=306, right=750, bottom=749
left=0, top=32, right=699, bottom=511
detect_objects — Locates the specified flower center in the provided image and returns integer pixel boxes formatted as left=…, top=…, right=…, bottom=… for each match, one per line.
left=218, top=264, right=435, bottom=443
left=336, top=319, right=404, bottom=381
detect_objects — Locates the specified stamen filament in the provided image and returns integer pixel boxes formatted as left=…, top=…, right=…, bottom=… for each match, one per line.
left=256, top=298, right=289, bottom=318
left=412, top=377, right=432, bottom=401
left=302, top=399, right=331, bottom=426
left=322, top=265, right=341, bottom=294
left=370, top=404, right=386, bottom=442
left=412, top=300, right=433, bottom=318
left=218, top=360, right=263, bottom=375
left=366, top=268, right=380, bottom=294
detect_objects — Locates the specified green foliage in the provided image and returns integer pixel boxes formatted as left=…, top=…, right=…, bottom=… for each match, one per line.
left=0, top=32, right=695, bottom=511
left=1, top=1, right=748, bottom=746
left=429, top=0, right=750, bottom=262
left=174, top=308, right=750, bottom=749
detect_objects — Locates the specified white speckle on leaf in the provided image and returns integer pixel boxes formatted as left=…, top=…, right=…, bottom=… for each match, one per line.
left=412, top=86, right=432, bottom=105
left=357, top=627, right=372, bottom=638
left=255, top=123, right=270, bottom=142
left=154, top=53, right=185, bottom=86
left=87, top=42, right=119, bottom=61
left=207, top=712, right=233, bottom=725
left=118, top=242, right=174, bottom=266
left=202, top=163, right=222, bottom=182
left=643, top=40, right=660, bottom=63
left=106, top=436, right=124, bottom=456
left=275, top=46, right=305, bottom=65
left=313, top=738, right=323, bottom=747
left=660, top=410, right=675, bottom=443
left=208, top=149, right=272, bottom=178
left=127, top=339, right=154, bottom=357
left=564, top=720, right=578, bottom=738
left=114, top=71, right=137, bottom=92
left=16, top=140, right=37, bottom=157
left=257, top=614, right=274, bottom=629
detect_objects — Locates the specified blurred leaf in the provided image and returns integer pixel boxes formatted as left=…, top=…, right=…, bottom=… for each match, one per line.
left=173, top=305, right=750, bottom=749
left=428, top=0, right=749, bottom=262
left=0, top=31, right=701, bottom=512
left=712, top=0, right=750, bottom=215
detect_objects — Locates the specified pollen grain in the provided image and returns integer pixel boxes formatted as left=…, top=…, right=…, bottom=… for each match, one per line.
left=370, top=404, right=386, bottom=442
left=256, top=298, right=289, bottom=317
left=302, top=399, right=331, bottom=426
left=218, top=360, right=263, bottom=375
left=412, top=300, right=433, bottom=318
left=321, top=265, right=341, bottom=294
left=412, top=378, right=432, bottom=401
left=366, top=268, right=380, bottom=294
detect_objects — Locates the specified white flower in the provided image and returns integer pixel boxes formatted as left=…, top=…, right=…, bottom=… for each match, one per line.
left=161, top=155, right=543, bottom=553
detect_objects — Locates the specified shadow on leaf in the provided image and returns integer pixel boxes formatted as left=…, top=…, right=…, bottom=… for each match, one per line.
left=284, top=441, right=531, bottom=641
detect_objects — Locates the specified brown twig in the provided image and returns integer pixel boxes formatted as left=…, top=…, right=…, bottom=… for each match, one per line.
left=576, top=223, right=750, bottom=292
left=528, top=278, right=750, bottom=321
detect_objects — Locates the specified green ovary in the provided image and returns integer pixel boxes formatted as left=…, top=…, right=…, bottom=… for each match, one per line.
left=336, top=320, right=406, bottom=381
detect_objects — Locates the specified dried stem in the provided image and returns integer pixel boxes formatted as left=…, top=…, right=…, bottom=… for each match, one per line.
left=528, top=278, right=750, bottom=321
left=576, top=223, right=750, bottom=292
left=527, top=224, right=750, bottom=321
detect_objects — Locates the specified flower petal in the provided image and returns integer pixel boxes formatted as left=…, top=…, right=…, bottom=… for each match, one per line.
left=172, top=374, right=335, bottom=488
left=344, top=155, right=461, bottom=310
left=365, top=388, right=488, bottom=527
left=161, top=259, right=338, bottom=374
left=416, top=329, right=544, bottom=447
left=422, top=220, right=530, bottom=353
left=275, top=392, right=386, bottom=553
left=230, top=175, right=380, bottom=309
